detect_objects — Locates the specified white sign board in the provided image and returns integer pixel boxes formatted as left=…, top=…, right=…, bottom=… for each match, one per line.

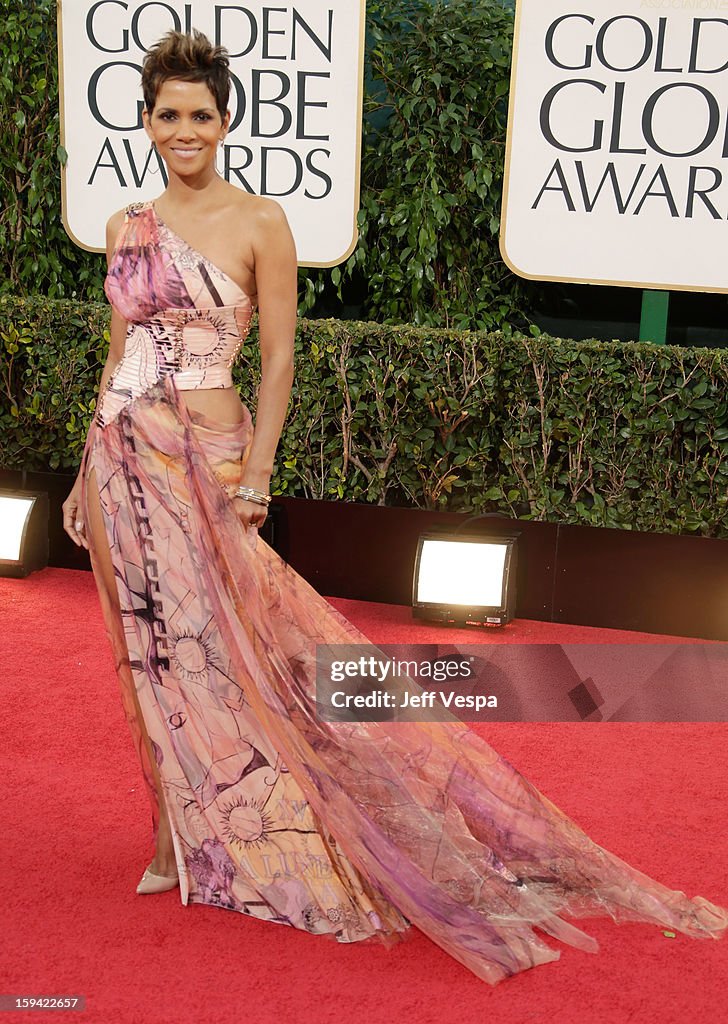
left=57, top=1, right=365, bottom=267
left=501, top=2, right=728, bottom=292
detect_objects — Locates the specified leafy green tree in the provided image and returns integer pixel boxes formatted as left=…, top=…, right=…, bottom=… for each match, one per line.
left=302, top=0, right=527, bottom=331
left=0, top=2, right=104, bottom=300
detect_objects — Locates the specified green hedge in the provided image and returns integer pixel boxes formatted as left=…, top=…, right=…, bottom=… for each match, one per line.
left=2, top=295, right=728, bottom=538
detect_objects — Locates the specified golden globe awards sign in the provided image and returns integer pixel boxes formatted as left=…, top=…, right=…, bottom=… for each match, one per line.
left=501, top=3, right=728, bottom=293
left=57, top=1, right=365, bottom=266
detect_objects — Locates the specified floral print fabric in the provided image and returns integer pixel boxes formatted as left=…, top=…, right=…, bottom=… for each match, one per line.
left=76, top=201, right=728, bottom=986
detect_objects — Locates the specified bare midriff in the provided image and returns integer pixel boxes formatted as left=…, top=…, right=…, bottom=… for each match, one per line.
left=179, top=387, right=248, bottom=426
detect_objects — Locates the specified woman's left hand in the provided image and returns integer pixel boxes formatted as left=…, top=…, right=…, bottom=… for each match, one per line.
left=231, top=470, right=272, bottom=530
left=232, top=496, right=268, bottom=531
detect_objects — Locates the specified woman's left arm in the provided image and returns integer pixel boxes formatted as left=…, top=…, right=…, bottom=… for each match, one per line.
left=234, top=199, right=297, bottom=526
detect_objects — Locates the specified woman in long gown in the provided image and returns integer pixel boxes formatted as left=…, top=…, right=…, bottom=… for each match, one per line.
left=62, top=29, right=728, bottom=986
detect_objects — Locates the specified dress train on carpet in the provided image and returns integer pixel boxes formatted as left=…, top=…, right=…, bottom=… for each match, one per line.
left=79, top=375, right=728, bottom=986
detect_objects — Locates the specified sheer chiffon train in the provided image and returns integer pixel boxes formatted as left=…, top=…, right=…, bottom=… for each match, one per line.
left=78, top=372, right=728, bottom=986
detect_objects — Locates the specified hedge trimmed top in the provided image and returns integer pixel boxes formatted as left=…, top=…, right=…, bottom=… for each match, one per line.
left=3, top=294, right=728, bottom=538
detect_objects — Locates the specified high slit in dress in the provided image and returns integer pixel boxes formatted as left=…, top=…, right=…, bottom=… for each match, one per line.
left=77, top=198, right=728, bottom=986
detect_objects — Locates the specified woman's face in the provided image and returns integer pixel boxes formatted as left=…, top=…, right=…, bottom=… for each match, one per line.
left=144, top=78, right=229, bottom=176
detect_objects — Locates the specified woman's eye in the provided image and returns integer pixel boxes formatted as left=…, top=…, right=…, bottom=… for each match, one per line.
left=159, top=113, right=211, bottom=121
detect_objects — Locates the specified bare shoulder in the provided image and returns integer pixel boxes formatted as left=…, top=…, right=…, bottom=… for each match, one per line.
left=235, top=194, right=291, bottom=238
left=249, top=194, right=288, bottom=224
left=106, top=206, right=126, bottom=235
left=105, top=206, right=126, bottom=250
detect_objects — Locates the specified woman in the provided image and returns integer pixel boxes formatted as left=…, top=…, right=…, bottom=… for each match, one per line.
left=61, top=29, right=727, bottom=986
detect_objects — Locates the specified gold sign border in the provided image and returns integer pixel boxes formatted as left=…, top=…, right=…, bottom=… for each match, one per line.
left=499, top=0, right=728, bottom=296
left=56, top=0, right=366, bottom=269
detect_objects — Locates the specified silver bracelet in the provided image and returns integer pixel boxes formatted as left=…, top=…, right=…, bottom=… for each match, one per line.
left=235, top=486, right=271, bottom=506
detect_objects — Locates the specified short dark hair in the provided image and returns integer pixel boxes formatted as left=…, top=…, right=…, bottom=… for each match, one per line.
left=141, top=29, right=230, bottom=123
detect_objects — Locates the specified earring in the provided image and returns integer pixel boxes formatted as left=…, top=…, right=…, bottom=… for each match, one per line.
left=215, top=140, right=224, bottom=177
left=148, top=140, right=160, bottom=176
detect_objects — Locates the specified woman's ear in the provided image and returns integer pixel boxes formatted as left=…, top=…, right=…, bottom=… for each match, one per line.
left=141, top=106, right=154, bottom=142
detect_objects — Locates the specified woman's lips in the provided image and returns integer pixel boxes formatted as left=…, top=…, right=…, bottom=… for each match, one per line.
left=171, top=148, right=202, bottom=159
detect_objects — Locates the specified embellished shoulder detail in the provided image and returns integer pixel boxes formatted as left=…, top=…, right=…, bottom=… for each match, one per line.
left=125, top=200, right=150, bottom=220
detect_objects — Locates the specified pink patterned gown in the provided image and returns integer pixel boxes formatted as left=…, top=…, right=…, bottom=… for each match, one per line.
left=77, top=199, right=728, bottom=986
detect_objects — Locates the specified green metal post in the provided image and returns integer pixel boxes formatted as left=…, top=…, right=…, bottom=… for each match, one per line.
left=639, top=290, right=669, bottom=345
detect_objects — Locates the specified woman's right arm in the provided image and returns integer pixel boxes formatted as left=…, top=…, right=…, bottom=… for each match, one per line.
left=96, top=209, right=129, bottom=391
left=62, top=209, right=128, bottom=547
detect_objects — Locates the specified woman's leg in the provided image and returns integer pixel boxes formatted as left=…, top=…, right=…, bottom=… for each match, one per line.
left=84, top=463, right=178, bottom=877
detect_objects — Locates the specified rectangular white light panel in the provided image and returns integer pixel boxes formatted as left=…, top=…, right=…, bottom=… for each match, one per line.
left=0, top=496, right=34, bottom=561
left=416, top=539, right=508, bottom=607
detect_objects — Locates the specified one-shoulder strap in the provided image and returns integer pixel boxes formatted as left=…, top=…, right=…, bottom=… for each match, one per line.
left=124, top=200, right=148, bottom=221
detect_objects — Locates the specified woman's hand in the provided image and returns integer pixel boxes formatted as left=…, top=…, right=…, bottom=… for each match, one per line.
left=63, top=477, right=89, bottom=550
left=232, top=496, right=268, bottom=531
left=232, top=470, right=272, bottom=531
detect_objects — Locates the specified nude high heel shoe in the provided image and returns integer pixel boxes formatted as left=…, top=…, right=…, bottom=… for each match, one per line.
left=136, top=864, right=180, bottom=895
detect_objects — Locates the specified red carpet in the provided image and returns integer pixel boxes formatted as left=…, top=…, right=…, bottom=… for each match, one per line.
left=1, top=568, right=726, bottom=1024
